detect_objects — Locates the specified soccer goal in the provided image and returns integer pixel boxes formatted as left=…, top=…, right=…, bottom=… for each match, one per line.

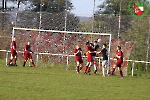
left=11, top=27, right=112, bottom=69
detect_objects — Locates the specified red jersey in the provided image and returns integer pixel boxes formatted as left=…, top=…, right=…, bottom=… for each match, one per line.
left=74, top=48, right=82, bottom=60
left=116, top=50, right=123, bottom=60
left=24, top=45, right=32, bottom=53
left=10, top=41, right=16, bottom=50
left=24, top=45, right=32, bottom=52
left=115, top=50, right=123, bottom=67
left=86, top=45, right=93, bottom=62
left=86, top=45, right=90, bottom=52
left=24, top=44, right=33, bottom=60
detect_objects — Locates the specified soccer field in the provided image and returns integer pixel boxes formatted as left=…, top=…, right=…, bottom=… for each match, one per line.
left=0, top=60, right=150, bottom=100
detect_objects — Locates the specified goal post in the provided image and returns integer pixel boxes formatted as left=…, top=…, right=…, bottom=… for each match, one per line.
left=12, top=27, right=112, bottom=69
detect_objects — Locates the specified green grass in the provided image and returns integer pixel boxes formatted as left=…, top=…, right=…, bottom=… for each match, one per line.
left=0, top=60, right=150, bottom=100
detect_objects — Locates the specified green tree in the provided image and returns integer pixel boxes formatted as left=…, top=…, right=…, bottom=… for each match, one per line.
left=96, top=0, right=150, bottom=62
left=77, top=19, right=93, bottom=32
left=0, top=0, right=79, bottom=31
left=97, top=0, right=129, bottom=15
left=94, top=0, right=133, bottom=37
left=121, top=17, right=149, bottom=61
left=31, top=0, right=73, bottom=13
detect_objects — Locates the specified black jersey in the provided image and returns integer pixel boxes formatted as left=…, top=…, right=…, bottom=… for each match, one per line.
left=101, top=48, right=108, bottom=60
left=94, top=44, right=99, bottom=51
left=92, top=44, right=99, bottom=56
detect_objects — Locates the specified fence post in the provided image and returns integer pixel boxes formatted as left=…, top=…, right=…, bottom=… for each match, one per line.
left=66, top=55, right=69, bottom=70
left=36, top=54, right=39, bottom=67
left=132, top=61, right=135, bottom=76
left=6, top=50, right=9, bottom=65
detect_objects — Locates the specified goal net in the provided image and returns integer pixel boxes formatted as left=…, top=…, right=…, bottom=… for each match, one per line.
left=11, top=27, right=112, bottom=70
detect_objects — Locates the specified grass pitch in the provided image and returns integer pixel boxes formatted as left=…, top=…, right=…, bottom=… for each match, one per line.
left=0, top=60, right=150, bottom=100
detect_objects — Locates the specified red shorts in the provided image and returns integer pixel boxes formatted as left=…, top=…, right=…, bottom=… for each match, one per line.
left=87, top=54, right=93, bottom=62
left=24, top=51, right=33, bottom=61
left=75, top=56, right=83, bottom=64
left=116, top=59, right=123, bottom=67
left=11, top=49, right=17, bottom=57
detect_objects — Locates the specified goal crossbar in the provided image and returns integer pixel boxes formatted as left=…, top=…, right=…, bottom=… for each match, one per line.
left=13, top=27, right=112, bottom=36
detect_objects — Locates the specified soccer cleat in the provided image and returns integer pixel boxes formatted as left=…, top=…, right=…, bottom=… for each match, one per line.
left=94, top=70, right=97, bottom=75
left=102, top=75, right=105, bottom=77
left=83, top=71, right=87, bottom=74
left=87, top=72, right=90, bottom=75
left=6, top=64, right=10, bottom=67
left=120, top=77, right=124, bottom=79
left=13, top=63, right=17, bottom=66
left=31, top=66, right=36, bottom=68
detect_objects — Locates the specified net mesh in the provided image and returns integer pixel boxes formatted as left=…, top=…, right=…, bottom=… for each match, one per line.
left=110, top=38, right=135, bottom=76
left=13, top=28, right=111, bottom=69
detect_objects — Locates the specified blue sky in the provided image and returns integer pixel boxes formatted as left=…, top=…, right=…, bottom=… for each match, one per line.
left=70, top=0, right=105, bottom=17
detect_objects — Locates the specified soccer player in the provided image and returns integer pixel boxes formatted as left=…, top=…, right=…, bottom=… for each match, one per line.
left=98, top=44, right=108, bottom=77
left=84, top=41, right=93, bottom=75
left=23, top=42, right=35, bottom=67
left=7, top=36, right=17, bottom=66
left=110, top=46, right=124, bottom=78
left=73, top=45, right=83, bottom=73
left=92, top=41, right=99, bottom=75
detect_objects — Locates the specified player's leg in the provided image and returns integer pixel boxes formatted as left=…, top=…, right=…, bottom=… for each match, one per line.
left=79, top=59, right=83, bottom=71
left=84, top=53, right=89, bottom=74
left=7, top=54, right=13, bottom=66
left=118, top=67, right=123, bottom=78
left=110, top=63, right=116, bottom=75
left=7, top=50, right=16, bottom=66
left=86, top=54, right=93, bottom=75
left=79, top=63, right=83, bottom=71
left=76, top=61, right=80, bottom=73
left=29, top=55, right=35, bottom=67
left=23, top=53, right=28, bottom=67
left=102, top=60, right=106, bottom=77
left=117, top=60, right=123, bottom=78
left=84, top=62, right=89, bottom=74
left=93, top=56, right=97, bottom=74
left=115, top=59, right=124, bottom=77
left=30, top=59, right=35, bottom=67
left=13, top=52, right=17, bottom=66
left=106, top=60, right=110, bottom=76
left=87, top=62, right=92, bottom=75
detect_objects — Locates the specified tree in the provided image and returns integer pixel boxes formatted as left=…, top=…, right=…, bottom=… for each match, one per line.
left=95, top=0, right=150, bottom=62
left=77, top=18, right=93, bottom=32
left=97, top=0, right=129, bottom=15
left=31, top=0, right=73, bottom=13
left=94, top=0, right=133, bottom=37
left=121, top=17, right=149, bottom=61
left=0, top=0, right=79, bottom=31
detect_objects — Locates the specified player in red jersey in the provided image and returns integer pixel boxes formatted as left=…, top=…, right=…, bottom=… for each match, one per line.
left=110, top=46, right=124, bottom=78
left=7, top=37, right=17, bottom=66
left=23, top=42, right=35, bottom=67
left=73, top=45, right=83, bottom=73
left=84, top=41, right=93, bottom=75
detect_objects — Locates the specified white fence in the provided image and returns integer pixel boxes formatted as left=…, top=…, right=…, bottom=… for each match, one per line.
left=0, top=50, right=149, bottom=76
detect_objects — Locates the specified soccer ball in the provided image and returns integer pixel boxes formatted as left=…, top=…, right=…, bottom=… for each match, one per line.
left=97, top=39, right=101, bottom=42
